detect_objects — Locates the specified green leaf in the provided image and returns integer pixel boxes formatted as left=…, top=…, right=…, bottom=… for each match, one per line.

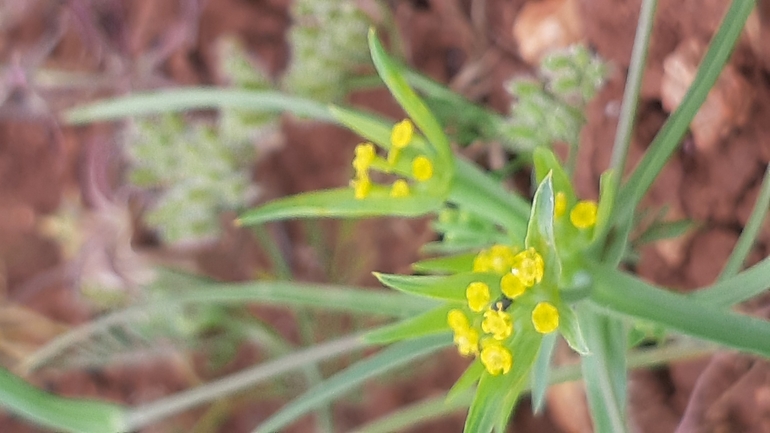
left=65, top=88, right=333, bottom=124
left=530, top=332, right=557, bottom=413
left=352, top=390, right=472, bottom=433
left=446, top=360, right=484, bottom=403
left=368, top=29, right=453, bottom=169
left=464, top=330, right=542, bottom=433
left=364, top=305, right=453, bottom=344
left=373, top=271, right=500, bottom=302
left=0, top=367, right=127, bottom=433
left=579, top=308, right=629, bottom=433
left=558, top=302, right=590, bottom=355
left=592, top=169, right=618, bottom=244
left=525, top=173, right=561, bottom=285
left=411, top=252, right=476, bottom=274
left=636, top=218, right=696, bottom=244
left=237, top=188, right=443, bottom=226
left=532, top=147, right=575, bottom=199
left=692, top=256, right=770, bottom=308
left=616, top=0, right=756, bottom=225
left=591, top=263, right=770, bottom=358
left=253, top=334, right=450, bottom=433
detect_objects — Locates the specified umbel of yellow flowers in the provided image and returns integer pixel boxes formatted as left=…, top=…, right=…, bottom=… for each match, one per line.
left=350, top=119, right=434, bottom=199
left=447, top=196, right=598, bottom=376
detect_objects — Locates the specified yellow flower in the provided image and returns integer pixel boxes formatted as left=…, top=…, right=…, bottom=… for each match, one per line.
left=466, top=282, right=491, bottom=312
left=391, top=119, right=414, bottom=149
left=500, top=273, right=526, bottom=299
left=447, top=309, right=470, bottom=332
left=511, top=248, right=545, bottom=287
left=472, top=245, right=517, bottom=274
left=412, top=156, right=434, bottom=181
left=351, top=176, right=371, bottom=200
left=488, top=244, right=516, bottom=274
left=389, top=179, right=410, bottom=198
left=532, top=302, right=559, bottom=334
left=480, top=341, right=513, bottom=375
left=554, top=192, right=567, bottom=218
left=472, top=250, right=492, bottom=273
left=570, top=200, right=598, bottom=229
left=481, top=305, right=513, bottom=340
left=453, top=327, right=480, bottom=356
left=353, top=142, right=376, bottom=176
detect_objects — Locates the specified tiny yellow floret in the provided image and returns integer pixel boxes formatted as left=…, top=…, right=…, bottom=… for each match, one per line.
left=466, top=282, right=491, bottom=312
left=389, top=179, right=410, bottom=198
left=500, top=273, right=527, bottom=299
left=482, top=306, right=513, bottom=340
left=570, top=200, right=598, bottom=229
left=554, top=192, right=567, bottom=218
left=480, top=341, right=513, bottom=375
left=391, top=119, right=414, bottom=149
left=351, top=176, right=372, bottom=200
left=412, top=156, right=434, bottom=182
left=447, top=309, right=470, bottom=332
left=511, top=248, right=545, bottom=287
left=472, top=250, right=492, bottom=273
left=532, top=302, right=559, bottom=334
left=353, top=142, right=376, bottom=175
left=453, top=327, right=480, bottom=356
left=488, top=244, right=516, bottom=274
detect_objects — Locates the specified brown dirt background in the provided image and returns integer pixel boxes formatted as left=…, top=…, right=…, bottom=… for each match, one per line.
left=1, top=0, right=770, bottom=432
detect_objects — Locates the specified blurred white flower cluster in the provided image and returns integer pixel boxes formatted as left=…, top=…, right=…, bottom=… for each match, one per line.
left=282, top=0, right=372, bottom=102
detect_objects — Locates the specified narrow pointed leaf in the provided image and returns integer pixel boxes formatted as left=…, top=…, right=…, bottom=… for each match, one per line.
left=373, top=272, right=500, bottom=302
left=237, top=188, right=442, bottom=226
left=253, top=334, right=450, bottom=433
left=0, top=367, right=128, bottom=433
left=446, top=360, right=484, bottom=403
left=65, top=88, right=333, bottom=124
left=525, top=173, right=561, bottom=284
left=364, top=305, right=454, bottom=344
left=591, top=263, right=770, bottom=358
left=579, top=308, right=628, bottom=433
left=558, top=303, right=590, bottom=355
left=530, top=332, right=558, bottom=413
left=411, top=252, right=476, bottom=274
left=368, top=29, right=453, bottom=168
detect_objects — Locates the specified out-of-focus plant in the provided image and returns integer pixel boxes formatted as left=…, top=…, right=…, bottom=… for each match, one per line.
left=502, top=45, right=607, bottom=171
left=124, top=38, right=277, bottom=245
left=282, top=0, right=374, bottom=102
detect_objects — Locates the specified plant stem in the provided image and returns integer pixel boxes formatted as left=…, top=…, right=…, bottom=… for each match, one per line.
left=717, top=164, right=770, bottom=280
left=124, top=334, right=371, bottom=431
left=606, top=0, right=658, bottom=219
left=615, top=0, right=756, bottom=226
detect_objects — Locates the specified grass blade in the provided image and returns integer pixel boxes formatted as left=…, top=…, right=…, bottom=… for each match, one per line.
left=0, top=367, right=128, bottom=433
left=252, top=334, right=451, bottom=433
left=578, top=308, right=628, bottom=433
left=616, top=0, right=756, bottom=224
left=65, top=88, right=333, bottom=124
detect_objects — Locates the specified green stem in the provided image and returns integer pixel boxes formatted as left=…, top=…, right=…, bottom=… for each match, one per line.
left=65, top=88, right=334, bottom=124
left=590, top=264, right=770, bottom=358
left=352, top=337, right=715, bottom=433
left=124, top=334, right=371, bottom=431
left=605, top=0, right=658, bottom=230
left=717, top=164, right=770, bottom=280
left=0, top=366, right=127, bottom=433
left=615, top=0, right=755, bottom=225
left=692, top=255, right=770, bottom=307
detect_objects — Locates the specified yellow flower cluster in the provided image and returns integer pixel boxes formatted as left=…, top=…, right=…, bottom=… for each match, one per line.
left=350, top=119, right=435, bottom=200
left=448, top=244, right=560, bottom=376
